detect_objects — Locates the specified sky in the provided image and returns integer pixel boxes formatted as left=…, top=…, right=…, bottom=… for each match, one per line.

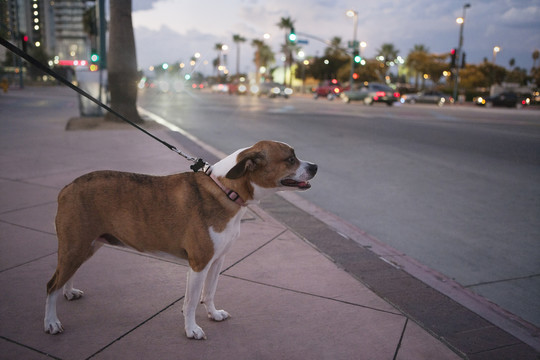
left=131, top=0, right=540, bottom=77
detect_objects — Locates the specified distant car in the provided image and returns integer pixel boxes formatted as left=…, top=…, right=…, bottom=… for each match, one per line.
left=475, top=92, right=531, bottom=108
left=228, top=82, right=248, bottom=95
left=341, top=83, right=400, bottom=106
left=314, top=80, right=344, bottom=100
left=253, top=82, right=293, bottom=98
left=402, top=90, right=454, bottom=106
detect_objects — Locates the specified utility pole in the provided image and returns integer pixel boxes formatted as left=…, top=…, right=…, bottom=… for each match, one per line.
left=453, top=3, right=471, bottom=103
left=346, top=10, right=358, bottom=88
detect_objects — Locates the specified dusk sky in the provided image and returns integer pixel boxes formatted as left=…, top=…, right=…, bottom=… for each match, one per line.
left=131, top=0, right=540, bottom=76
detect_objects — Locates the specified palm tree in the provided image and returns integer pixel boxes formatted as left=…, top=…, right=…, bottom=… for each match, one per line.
left=106, top=0, right=142, bottom=123
left=406, top=44, right=429, bottom=89
left=532, top=49, right=539, bottom=69
left=251, top=39, right=275, bottom=84
left=324, top=37, right=348, bottom=58
left=214, top=43, right=223, bottom=75
left=376, top=43, right=399, bottom=81
left=276, top=17, right=295, bottom=86
left=232, top=34, right=246, bottom=76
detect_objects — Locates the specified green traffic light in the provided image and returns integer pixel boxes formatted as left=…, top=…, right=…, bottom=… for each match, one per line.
left=354, top=55, right=361, bottom=63
left=90, top=53, right=99, bottom=62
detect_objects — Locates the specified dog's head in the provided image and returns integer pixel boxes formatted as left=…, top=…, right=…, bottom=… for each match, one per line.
left=214, top=141, right=317, bottom=202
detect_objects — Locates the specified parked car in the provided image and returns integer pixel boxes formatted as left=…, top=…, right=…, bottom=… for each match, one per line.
left=402, top=90, right=453, bottom=106
left=341, top=83, right=400, bottom=106
left=475, top=92, right=531, bottom=108
left=314, top=79, right=344, bottom=100
left=253, top=82, right=293, bottom=98
left=228, top=82, right=248, bottom=95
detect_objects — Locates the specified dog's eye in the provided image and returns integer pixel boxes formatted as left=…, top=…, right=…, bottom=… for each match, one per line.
left=287, top=157, right=296, bottom=165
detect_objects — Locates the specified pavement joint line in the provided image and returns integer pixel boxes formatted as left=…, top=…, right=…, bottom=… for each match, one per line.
left=220, top=228, right=288, bottom=274
left=85, top=296, right=185, bottom=360
left=221, top=273, right=404, bottom=317
left=0, top=200, right=58, bottom=216
left=0, top=251, right=57, bottom=274
left=0, top=176, right=63, bottom=191
left=392, top=317, right=409, bottom=360
left=0, top=335, right=62, bottom=360
left=0, top=219, right=56, bottom=236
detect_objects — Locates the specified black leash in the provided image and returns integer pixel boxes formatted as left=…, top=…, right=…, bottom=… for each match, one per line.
left=0, top=36, right=208, bottom=172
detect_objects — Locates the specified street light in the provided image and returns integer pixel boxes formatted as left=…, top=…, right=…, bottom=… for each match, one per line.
left=492, top=46, right=500, bottom=63
left=453, top=3, right=471, bottom=103
left=346, top=10, right=359, bottom=87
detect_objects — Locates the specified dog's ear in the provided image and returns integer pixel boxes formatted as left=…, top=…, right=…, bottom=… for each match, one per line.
left=226, top=151, right=266, bottom=179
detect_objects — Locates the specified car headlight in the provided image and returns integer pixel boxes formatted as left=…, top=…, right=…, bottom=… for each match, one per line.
left=284, top=88, right=293, bottom=95
left=271, top=87, right=281, bottom=94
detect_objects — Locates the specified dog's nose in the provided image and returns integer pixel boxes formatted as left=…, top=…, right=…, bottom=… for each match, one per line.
left=308, top=163, right=318, bottom=176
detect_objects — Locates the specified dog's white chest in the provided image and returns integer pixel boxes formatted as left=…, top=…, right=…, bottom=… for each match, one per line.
left=209, top=208, right=246, bottom=259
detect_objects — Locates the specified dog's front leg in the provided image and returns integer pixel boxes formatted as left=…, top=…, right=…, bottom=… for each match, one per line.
left=201, top=257, right=230, bottom=321
left=183, top=268, right=208, bottom=339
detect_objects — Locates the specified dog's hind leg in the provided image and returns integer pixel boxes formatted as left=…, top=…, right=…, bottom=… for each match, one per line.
left=44, top=233, right=102, bottom=334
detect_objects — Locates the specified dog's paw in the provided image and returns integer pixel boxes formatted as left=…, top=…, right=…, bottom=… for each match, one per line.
left=64, top=288, right=84, bottom=301
left=44, top=319, right=64, bottom=335
left=208, top=309, right=230, bottom=322
left=185, top=324, right=207, bottom=340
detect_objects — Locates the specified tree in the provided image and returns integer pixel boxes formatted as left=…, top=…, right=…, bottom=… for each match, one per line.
left=106, top=0, right=142, bottom=123
left=251, top=39, right=274, bottom=84
left=376, top=43, right=399, bottom=80
left=276, top=17, right=295, bottom=86
left=505, top=67, right=528, bottom=85
left=214, top=43, right=223, bottom=75
left=325, top=37, right=348, bottom=58
left=532, top=49, right=539, bottom=69
left=232, top=34, right=246, bottom=76
left=406, top=44, right=429, bottom=89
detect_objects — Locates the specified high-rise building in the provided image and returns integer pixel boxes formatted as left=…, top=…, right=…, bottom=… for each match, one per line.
left=2, top=0, right=91, bottom=63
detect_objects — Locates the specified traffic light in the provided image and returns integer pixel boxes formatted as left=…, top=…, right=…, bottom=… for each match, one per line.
left=90, top=49, right=99, bottom=63
left=288, top=27, right=297, bottom=44
left=450, top=48, right=456, bottom=68
left=353, top=50, right=361, bottom=63
left=21, top=35, right=29, bottom=53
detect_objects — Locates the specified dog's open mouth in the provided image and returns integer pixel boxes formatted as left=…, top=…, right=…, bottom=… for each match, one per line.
left=281, top=178, right=311, bottom=189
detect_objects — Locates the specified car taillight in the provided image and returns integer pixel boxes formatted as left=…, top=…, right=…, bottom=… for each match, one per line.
left=376, top=91, right=386, bottom=97
left=393, top=92, right=400, bottom=98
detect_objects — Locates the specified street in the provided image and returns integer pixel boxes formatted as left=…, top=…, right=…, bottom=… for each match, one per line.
left=138, top=90, right=540, bottom=328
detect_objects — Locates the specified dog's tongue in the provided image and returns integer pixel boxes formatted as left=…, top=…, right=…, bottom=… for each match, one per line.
left=282, top=179, right=311, bottom=189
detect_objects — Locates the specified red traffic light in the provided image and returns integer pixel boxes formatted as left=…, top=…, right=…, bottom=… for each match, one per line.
left=23, top=35, right=29, bottom=42
left=450, top=48, right=456, bottom=55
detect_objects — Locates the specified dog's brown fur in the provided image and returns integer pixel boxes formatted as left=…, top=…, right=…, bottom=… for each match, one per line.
left=47, top=171, right=241, bottom=295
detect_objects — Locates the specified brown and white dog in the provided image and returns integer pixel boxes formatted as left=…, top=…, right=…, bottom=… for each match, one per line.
left=44, top=140, right=317, bottom=339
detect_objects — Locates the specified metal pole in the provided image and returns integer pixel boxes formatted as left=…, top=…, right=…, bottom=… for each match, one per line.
left=453, top=4, right=470, bottom=103
left=96, top=0, right=106, bottom=109
left=349, top=12, right=358, bottom=88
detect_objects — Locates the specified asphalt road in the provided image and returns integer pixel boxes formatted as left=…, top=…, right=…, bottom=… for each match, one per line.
left=138, top=90, right=540, bottom=328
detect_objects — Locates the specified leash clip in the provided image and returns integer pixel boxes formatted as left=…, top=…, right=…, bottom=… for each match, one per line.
left=190, top=158, right=208, bottom=172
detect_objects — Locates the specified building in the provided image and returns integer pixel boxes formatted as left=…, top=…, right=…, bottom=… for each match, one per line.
left=1, top=0, right=92, bottom=65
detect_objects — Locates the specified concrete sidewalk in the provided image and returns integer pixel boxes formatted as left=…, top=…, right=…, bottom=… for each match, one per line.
left=0, top=86, right=537, bottom=359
